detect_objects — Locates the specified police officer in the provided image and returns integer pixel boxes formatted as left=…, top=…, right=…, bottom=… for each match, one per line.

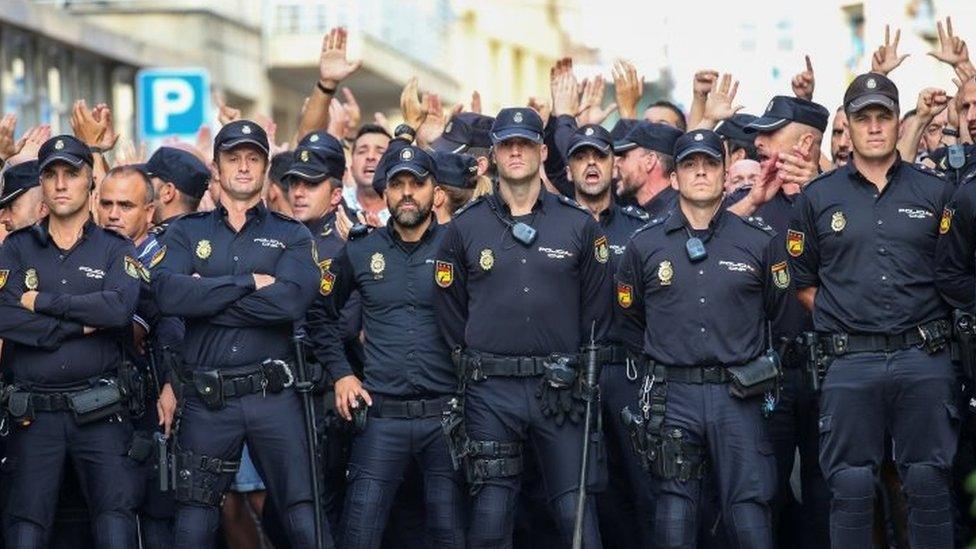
left=562, top=124, right=651, bottom=548
left=729, top=95, right=833, bottom=549
left=312, top=144, right=465, bottom=548
left=615, top=129, right=785, bottom=548
left=0, top=161, right=45, bottom=234
left=789, top=73, right=957, bottom=548
left=715, top=113, right=759, bottom=164
left=142, top=146, right=212, bottom=234
left=0, top=135, right=142, bottom=547
left=285, top=130, right=364, bottom=535
left=431, top=151, right=479, bottom=223
left=150, top=120, right=324, bottom=548
left=434, top=107, right=612, bottom=548
left=613, top=121, right=684, bottom=217
left=430, top=112, right=495, bottom=177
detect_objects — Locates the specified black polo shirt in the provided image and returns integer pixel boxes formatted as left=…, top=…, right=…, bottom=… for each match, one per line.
left=789, top=159, right=950, bottom=334
left=0, top=219, right=140, bottom=385
left=936, top=177, right=976, bottom=312
left=434, top=188, right=612, bottom=355
left=615, top=208, right=788, bottom=367
left=310, top=219, right=453, bottom=397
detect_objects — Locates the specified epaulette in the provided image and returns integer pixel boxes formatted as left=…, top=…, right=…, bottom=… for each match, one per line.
left=620, top=205, right=650, bottom=222
left=803, top=168, right=837, bottom=190
left=270, top=210, right=303, bottom=224
left=98, top=225, right=131, bottom=241
left=452, top=195, right=485, bottom=218
left=907, top=162, right=945, bottom=181
left=741, top=215, right=775, bottom=235
left=556, top=194, right=589, bottom=213
left=631, top=212, right=670, bottom=237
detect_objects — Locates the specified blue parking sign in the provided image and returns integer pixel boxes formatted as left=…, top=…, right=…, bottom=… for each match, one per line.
left=137, top=68, right=210, bottom=140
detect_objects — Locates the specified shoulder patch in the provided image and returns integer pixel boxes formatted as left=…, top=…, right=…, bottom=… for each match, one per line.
left=556, top=194, right=589, bottom=213
left=905, top=161, right=948, bottom=183
left=621, top=205, right=650, bottom=222
left=452, top=195, right=485, bottom=219
left=149, top=245, right=167, bottom=268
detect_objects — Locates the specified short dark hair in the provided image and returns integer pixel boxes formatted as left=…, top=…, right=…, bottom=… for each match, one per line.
left=441, top=186, right=474, bottom=214
left=649, top=100, right=687, bottom=131
left=725, top=138, right=758, bottom=161
left=353, top=124, right=392, bottom=149
left=652, top=151, right=675, bottom=174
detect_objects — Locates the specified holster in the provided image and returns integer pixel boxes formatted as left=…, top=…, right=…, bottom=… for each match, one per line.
left=118, top=359, right=146, bottom=419
left=68, top=383, right=124, bottom=425
left=954, top=310, right=976, bottom=381
left=192, top=370, right=224, bottom=410
left=654, top=427, right=707, bottom=481
left=351, top=396, right=368, bottom=433
left=127, top=430, right=154, bottom=463
left=799, top=332, right=832, bottom=392
left=726, top=349, right=781, bottom=399
left=440, top=396, right=466, bottom=471
left=6, top=392, right=34, bottom=427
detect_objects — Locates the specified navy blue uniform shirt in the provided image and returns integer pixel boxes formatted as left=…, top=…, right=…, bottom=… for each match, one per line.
left=789, top=160, right=950, bottom=334
left=310, top=219, right=454, bottom=397
left=150, top=202, right=319, bottom=369
left=0, top=219, right=140, bottom=384
left=936, top=177, right=976, bottom=312
left=615, top=208, right=789, bottom=367
left=434, top=188, right=613, bottom=355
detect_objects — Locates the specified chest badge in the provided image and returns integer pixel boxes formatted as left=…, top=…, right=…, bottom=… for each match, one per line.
left=479, top=248, right=495, bottom=271
left=594, top=236, right=609, bottom=264
left=319, top=270, right=335, bottom=296
left=830, top=211, right=846, bottom=232
left=196, top=240, right=212, bottom=260
left=24, top=268, right=38, bottom=291
left=657, top=260, right=674, bottom=286
left=370, top=252, right=386, bottom=278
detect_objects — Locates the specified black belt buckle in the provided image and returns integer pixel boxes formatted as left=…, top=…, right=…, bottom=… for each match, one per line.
left=406, top=400, right=425, bottom=418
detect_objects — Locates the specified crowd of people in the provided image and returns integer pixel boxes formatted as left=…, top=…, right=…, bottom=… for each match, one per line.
left=1, top=14, right=976, bottom=549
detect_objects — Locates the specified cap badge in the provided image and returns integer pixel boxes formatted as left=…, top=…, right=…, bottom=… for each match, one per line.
left=867, top=78, right=877, bottom=89
left=694, top=133, right=704, bottom=141
left=444, top=122, right=453, bottom=134
left=242, top=125, right=252, bottom=134
left=513, top=112, right=524, bottom=123
left=54, top=140, right=64, bottom=150
left=401, top=148, right=414, bottom=161
left=584, top=127, right=594, bottom=136
left=309, top=134, right=319, bottom=142
left=830, top=211, right=846, bottom=232
left=370, top=252, right=386, bottom=278
left=300, top=150, right=310, bottom=162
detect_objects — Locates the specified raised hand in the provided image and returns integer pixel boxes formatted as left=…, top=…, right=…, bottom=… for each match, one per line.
left=216, top=97, right=241, bottom=126
left=550, top=57, right=580, bottom=117
left=871, top=25, right=909, bottom=76
left=915, top=87, right=949, bottom=121
left=400, top=77, right=429, bottom=131
left=791, top=55, right=816, bottom=100
left=577, top=75, right=617, bottom=126
left=0, top=114, right=22, bottom=162
left=6, top=124, right=50, bottom=165
left=527, top=96, right=552, bottom=128
left=929, top=17, right=970, bottom=69
left=612, top=59, right=643, bottom=119
left=319, top=27, right=363, bottom=89
left=693, top=70, right=719, bottom=100
left=417, top=92, right=447, bottom=147
left=702, top=73, right=743, bottom=125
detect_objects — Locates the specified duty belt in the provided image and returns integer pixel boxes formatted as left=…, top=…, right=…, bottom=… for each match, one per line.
left=369, top=395, right=453, bottom=419
left=9, top=380, right=109, bottom=412
left=181, top=360, right=294, bottom=399
left=636, top=358, right=730, bottom=384
left=821, top=318, right=951, bottom=356
left=460, top=353, right=550, bottom=380
left=595, top=345, right=632, bottom=365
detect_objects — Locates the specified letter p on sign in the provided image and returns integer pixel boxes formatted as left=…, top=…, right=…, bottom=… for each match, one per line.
left=137, top=68, right=211, bottom=141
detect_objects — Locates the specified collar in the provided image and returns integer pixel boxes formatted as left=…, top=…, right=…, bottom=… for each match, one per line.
left=216, top=200, right=269, bottom=228
left=306, top=210, right=337, bottom=237
left=489, top=181, right=547, bottom=215
left=382, top=215, right=439, bottom=250
left=643, top=186, right=678, bottom=216
left=32, top=217, right=96, bottom=247
left=663, top=204, right=727, bottom=235
left=593, top=193, right=617, bottom=226
left=844, top=154, right=904, bottom=186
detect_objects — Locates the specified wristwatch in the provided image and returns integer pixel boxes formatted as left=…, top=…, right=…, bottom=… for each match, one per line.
left=394, top=124, right=416, bottom=142
left=942, top=127, right=960, bottom=138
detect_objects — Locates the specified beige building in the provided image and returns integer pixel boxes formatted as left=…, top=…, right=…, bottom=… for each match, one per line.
left=0, top=0, right=584, bottom=147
